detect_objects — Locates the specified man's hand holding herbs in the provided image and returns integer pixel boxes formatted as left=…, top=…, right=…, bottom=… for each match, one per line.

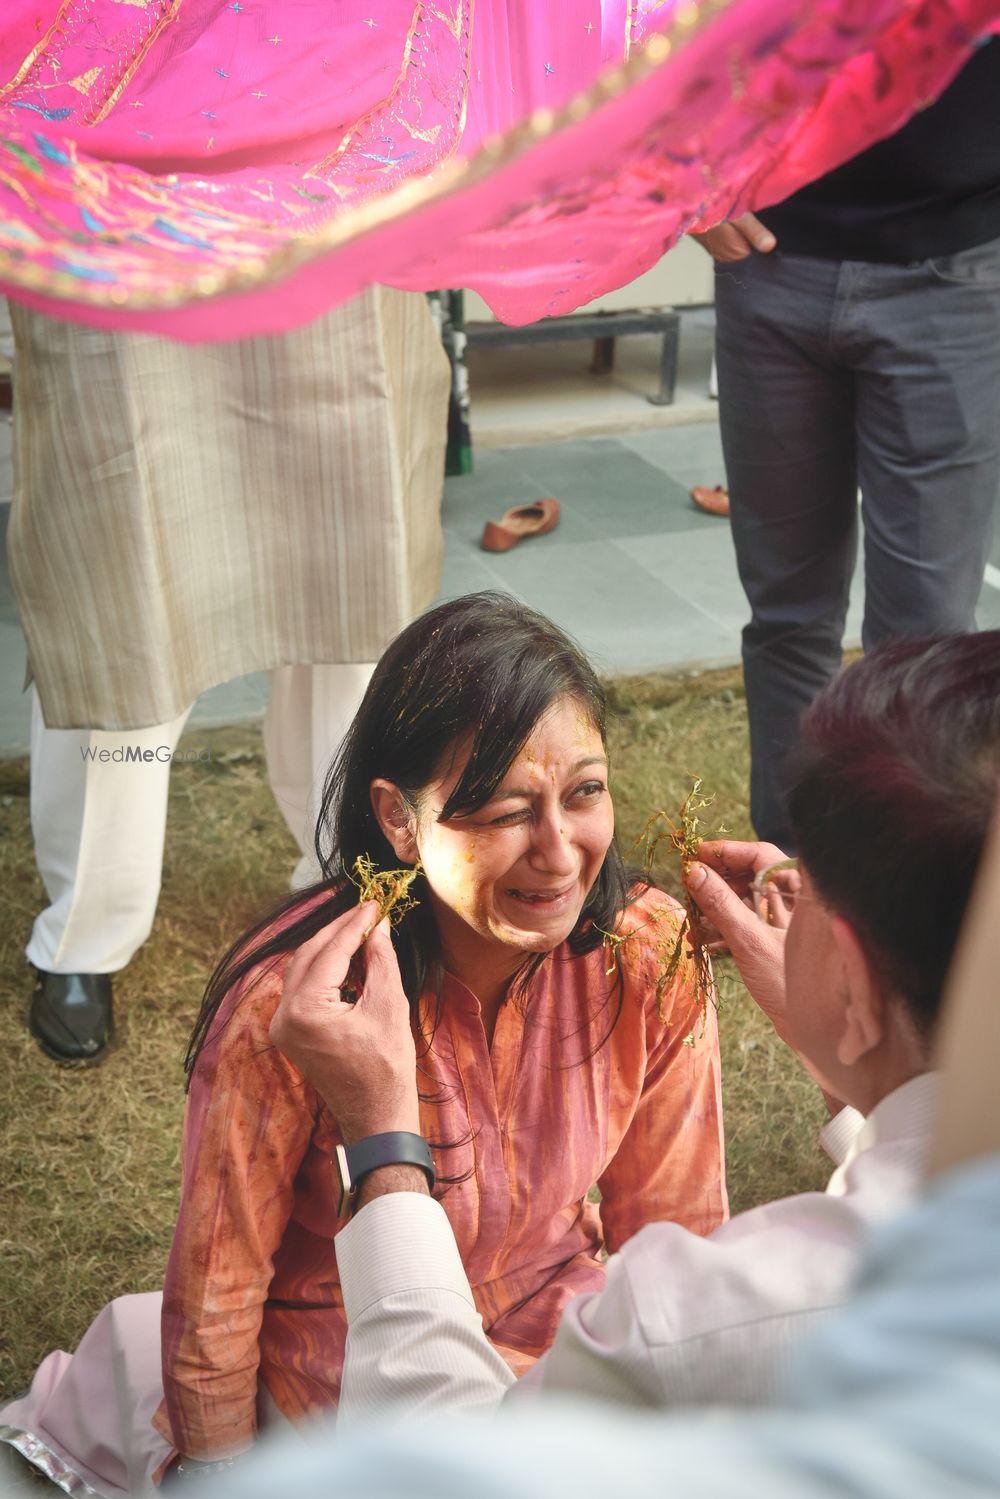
left=684, top=839, right=790, bottom=1036
left=270, top=901, right=421, bottom=1144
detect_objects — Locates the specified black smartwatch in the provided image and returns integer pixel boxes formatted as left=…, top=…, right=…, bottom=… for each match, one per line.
left=334, top=1131, right=435, bottom=1216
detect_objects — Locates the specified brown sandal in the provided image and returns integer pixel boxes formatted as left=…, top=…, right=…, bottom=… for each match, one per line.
left=480, top=498, right=561, bottom=553
left=690, top=484, right=730, bottom=518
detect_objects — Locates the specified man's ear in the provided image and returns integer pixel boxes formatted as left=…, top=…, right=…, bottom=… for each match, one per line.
left=829, top=914, right=884, bottom=1066
left=370, top=779, right=418, bottom=863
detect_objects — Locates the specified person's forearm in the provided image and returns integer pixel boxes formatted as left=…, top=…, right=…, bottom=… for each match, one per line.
left=354, top=1162, right=430, bottom=1211
left=168, top=979, right=317, bottom=1457
left=336, top=1194, right=514, bottom=1422
left=160, top=1301, right=264, bottom=1461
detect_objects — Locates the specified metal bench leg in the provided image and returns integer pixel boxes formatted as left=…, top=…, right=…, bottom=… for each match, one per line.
left=589, top=335, right=616, bottom=375
left=648, top=315, right=679, bottom=405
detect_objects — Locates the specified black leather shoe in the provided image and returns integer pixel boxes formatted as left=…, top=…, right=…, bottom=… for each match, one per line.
left=29, top=971, right=114, bottom=1064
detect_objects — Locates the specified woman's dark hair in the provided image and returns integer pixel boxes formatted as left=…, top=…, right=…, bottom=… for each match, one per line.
left=787, top=631, right=1000, bottom=1038
left=186, top=592, right=645, bottom=1080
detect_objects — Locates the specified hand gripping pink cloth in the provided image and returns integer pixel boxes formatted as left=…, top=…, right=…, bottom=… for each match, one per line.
left=0, top=2, right=997, bottom=335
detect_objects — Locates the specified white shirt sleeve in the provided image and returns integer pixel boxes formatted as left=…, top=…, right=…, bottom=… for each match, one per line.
left=336, top=1089, right=928, bottom=1422
left=337, top=1190, right=845, bottom=1421
left=210, top=1156, right=1000, bottom=1499
left=336, top=1194, right=514, bottom=1422
left=512, top=1210, right=841, bottom=1411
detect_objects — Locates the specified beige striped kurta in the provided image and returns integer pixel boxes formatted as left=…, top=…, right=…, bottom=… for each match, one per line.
left=7, top=288, right=450, bottom=729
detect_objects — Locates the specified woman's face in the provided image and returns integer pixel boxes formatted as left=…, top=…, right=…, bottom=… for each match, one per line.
left=390, top=696, right=614, bottom=980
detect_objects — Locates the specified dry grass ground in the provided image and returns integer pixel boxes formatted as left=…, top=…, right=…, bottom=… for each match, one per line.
left=0, top=665, right=828, bottom=1401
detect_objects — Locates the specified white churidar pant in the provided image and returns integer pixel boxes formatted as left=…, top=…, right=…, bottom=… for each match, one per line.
left=26, top=662, right=374, bottom=973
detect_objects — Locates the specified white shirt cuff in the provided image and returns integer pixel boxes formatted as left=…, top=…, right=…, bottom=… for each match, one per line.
left=820, top=1104, right=866, bottom=1164
left=336, top=1192, right=475, bottom=1324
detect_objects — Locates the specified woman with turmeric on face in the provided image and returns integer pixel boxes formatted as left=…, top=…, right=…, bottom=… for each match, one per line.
left=158, top=591, right=726, bottom=1473
left=6, top=594, right=727, bottom=1491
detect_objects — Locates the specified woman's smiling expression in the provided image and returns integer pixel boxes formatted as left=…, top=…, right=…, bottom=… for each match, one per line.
left=373, top=696, right=614, bottom=994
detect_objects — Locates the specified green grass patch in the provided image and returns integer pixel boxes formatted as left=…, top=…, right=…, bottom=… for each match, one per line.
left=0, top=669, right=828, bottom=1399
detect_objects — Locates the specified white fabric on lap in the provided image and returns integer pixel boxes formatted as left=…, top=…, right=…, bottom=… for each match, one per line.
left=0, top=1293, right=170, bottom=1497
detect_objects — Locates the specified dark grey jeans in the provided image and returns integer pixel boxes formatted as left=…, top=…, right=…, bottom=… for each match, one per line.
left=715, top=238, right=1000, bottom=848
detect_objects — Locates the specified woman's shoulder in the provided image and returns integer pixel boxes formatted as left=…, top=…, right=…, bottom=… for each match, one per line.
left=209, top=888, right=342, bottom=1042
left=194, top=953, right=293, bottom=1075
left=226, top=952, right=291, bottom=1024
left=619, top=881, right=686, bottom=938
left=612, top=882, right=692, bottom=997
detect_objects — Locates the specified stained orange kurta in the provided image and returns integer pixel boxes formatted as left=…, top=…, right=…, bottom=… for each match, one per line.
left=156, top=886, right=727, bottom=1459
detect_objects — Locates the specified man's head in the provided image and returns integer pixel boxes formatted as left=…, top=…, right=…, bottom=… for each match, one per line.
left=782, top=633, right=1000, bottom=1109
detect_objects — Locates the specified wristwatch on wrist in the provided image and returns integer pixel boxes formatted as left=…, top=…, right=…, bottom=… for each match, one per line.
left=334, top=1131, right=435, bottom=1216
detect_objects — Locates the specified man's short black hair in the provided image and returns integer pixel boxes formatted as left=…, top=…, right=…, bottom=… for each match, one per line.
left=787, top=633, right=1000, bottom=1036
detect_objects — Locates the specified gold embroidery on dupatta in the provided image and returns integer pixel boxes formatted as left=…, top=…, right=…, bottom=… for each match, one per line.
left=0, top=0, right=744, bottom=311
left=0, top=0, right=77, bottom=97
left=89, top=0, right=184, bottom=124
left=308, top=1, right=472, bottom=183
left=624, top=0, right=636, bottom=61
left=1, top=0, right=183, bottom=122
left=66, top=68, right=105, bottom=94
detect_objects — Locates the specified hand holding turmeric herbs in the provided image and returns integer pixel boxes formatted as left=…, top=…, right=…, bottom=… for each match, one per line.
left=349, top=853, right=421, bottom=926
left=600, top=777, right=723, bottom=1025
left=338, top=855, right=422, bottom=1000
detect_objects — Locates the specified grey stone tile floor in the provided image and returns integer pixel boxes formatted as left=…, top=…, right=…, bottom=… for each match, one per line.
left=2, top=406, right=1000, bottom=755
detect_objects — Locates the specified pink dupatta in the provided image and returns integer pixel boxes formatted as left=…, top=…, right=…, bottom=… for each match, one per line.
left=1, top=0, right=998, bottom=340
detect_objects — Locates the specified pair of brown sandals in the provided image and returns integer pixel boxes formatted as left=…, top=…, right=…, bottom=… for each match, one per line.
left=477, top=483, right=728, bottom=552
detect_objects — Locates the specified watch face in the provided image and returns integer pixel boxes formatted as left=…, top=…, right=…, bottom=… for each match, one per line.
left=334, top=1143, right=354, bottom=1217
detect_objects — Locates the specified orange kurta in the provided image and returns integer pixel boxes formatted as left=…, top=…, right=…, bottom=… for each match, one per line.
left=157, top=886, right=727, bottom=1459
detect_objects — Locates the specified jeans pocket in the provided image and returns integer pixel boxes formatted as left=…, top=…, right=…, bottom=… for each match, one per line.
left=926, top=234, right=1000, bottom=288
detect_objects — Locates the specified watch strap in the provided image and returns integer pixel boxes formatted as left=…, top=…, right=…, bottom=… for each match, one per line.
left=335, top=1131, right=435, bottom=1215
